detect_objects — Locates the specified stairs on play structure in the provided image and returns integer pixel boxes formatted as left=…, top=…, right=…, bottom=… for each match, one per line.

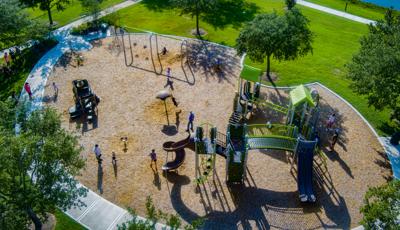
left=229, top=111, right=243, bottom=125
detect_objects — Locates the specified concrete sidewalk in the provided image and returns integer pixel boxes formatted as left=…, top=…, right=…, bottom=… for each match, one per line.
left=0, top=0, right=141, bottom=58
left=57, top=0, right=141, bottom=32
left=297, top=0, right=376, bottom=25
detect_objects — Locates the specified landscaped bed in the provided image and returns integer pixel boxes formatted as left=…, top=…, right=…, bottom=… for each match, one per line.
left=43, top=34, right=391, bottom=229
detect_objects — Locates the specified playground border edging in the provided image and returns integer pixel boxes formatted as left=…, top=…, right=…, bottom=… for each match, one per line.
left=21, top=30, right=385, bottom=230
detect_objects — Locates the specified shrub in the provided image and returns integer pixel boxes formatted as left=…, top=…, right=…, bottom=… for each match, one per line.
left=71, top=22, right=109, bottom=36
left=360, top=180, right=400, bottom=229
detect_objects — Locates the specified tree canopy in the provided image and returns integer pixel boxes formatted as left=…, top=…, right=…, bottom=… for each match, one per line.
left=0, top=0, right=48, bottom=49
left=347, top=9, right=400, bottom=125
left=0, top=101, right=87, bottom=229
left=20, top=0, right=71, bottom=25
left=119, top=196, right=204, bottom=230
left=285, top=0, right=296, bottom=10
left=79, top=0, right=104, bottom=21
left=172, top=0, right=216, bottom=36
left=236, top=8, right=313, bottom=79
left=360, top=179, right=400, bottom=229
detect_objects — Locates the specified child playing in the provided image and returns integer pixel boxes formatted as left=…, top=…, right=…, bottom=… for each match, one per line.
left=149, top=149, right=157, bottom=170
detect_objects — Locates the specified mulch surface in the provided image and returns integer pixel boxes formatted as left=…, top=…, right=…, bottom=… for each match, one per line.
left=44, top=35, right=390, bottom=229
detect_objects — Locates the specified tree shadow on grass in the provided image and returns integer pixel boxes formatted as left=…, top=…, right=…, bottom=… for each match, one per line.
left=202, top=0, right=260, bottom=30
left=141, top=0, right=174, bottom=11
left=378, top=121, right=398, bottom=136
left=140, top=0, right=259, bottom=31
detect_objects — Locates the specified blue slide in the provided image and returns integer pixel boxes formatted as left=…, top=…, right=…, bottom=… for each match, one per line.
left=296, top=138, right=317, bottom=203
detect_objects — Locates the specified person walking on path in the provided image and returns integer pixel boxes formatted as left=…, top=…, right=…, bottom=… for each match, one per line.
left=112, top=151, right=117, bottom=166
left=149, top=149, right=157, bottom=170
left=93, top=144, right=102, bottom=163
left=24, top=82, right=33, bottom=100
left=4, top=52, right=11, bottom=66
left=326, top=113, right=336, bottom=130
left=52, top=82, right=59, bottom=98
left=164, top=67, right=174, bottom=90
left=330, top=128, right=340, bottom=151
left=186, top=111, right=195, bottom=132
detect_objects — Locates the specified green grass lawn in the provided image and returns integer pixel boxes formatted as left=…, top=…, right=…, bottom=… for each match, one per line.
left=306, top=0, right=388, bottom=20
left=0, top=39, right=58, bottom=100
left=27, top=0, right=126, bottom=27
left=55, top=209, right=86, bottom=230
left=107, top=0, right=391, bottom=135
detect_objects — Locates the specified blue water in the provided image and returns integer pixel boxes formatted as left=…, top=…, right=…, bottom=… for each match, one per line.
left=362, top=0, right=400, bottom=10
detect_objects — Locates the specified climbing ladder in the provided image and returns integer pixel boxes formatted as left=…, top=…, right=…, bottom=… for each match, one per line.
left=229, top=111, right=243, bottom=125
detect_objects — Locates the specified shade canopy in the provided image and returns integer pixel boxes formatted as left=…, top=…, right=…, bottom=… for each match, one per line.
left=240, top=65, right=262, bottom=83
left=289, top=85, right=316, bottom=107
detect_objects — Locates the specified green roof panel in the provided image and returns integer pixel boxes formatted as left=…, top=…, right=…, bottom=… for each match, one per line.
left=289, top=85, right=315, bottom=107
left=240, top=65, right=262, bottom=82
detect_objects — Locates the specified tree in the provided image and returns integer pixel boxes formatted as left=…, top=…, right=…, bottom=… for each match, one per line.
left=285, top=0, right=296, bottom=10
left=20, top=0, right=71, bottom=25
left=360, top=180, right=400, bottom=229
left=119, top=196, right=204, bottom=230
left=172, top=0, right=216, bottom=36
left=236, top=8, right=313, bottom=79
left=0, top=101, right=87, bottom=230
left=79, top=0, right=103, bottom=23
left=0, top=0, right=48, bottom=49
left=347, top=9, right=400, bottom=129
left=344, top=0, right=359, bottom=12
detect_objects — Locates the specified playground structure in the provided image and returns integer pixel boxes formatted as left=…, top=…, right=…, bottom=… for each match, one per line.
left=68, top=79, right=99, bottom=122
left=228, top=65, right=320, bottom=202
left=162, top=81, right=319, bottom=203
left=161, top=64, right=321, bottom=202
left=119, top=27, right=163, bottom=75
left=162, top=135, right=194, bottom=171
left=237, top=65, right=320, bottom=138
left=194, top=124, right=218, bottom=184
left=119, top=27, right=193, bottom=77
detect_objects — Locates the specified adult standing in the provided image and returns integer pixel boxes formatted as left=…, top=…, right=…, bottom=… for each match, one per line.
left=4, top=52, right=11, bottom=66
left=186, top=111, right=195, bottom=132
left=326, top=113, right=336, bottom=130
left=164, top=67, right=174, bottom=90
left=93, top=144, right=102, bottom=163
left=24, top=82, right=32, bottom=100
left=149, top=149, right=157, bottom=170
left=52, top=82, right=59, bottom=98
left=330, top=129, right=340, bottom=151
